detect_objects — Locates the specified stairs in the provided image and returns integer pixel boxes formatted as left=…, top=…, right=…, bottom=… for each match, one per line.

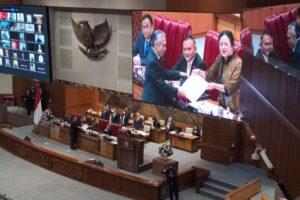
left=197, top=177, right=238, bottom=200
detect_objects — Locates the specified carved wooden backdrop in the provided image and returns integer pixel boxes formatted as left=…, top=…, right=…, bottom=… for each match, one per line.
left=98, top=89, right=203, bottom=127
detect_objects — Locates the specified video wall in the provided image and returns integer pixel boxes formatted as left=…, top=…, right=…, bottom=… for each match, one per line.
left=0, top=6, right=52, bottom=83
left=132, top=11, right=243, bottom=120
left=132, top=6, right=300, bottom=120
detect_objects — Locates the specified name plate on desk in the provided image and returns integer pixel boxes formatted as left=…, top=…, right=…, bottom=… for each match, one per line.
left=124, top=141, right=130, bottom=148
left=119, top=137, right=134, bottom=150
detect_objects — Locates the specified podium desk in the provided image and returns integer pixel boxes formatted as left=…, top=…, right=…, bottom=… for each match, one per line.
left=131, top=130, right=149, bottom=141
left=170, top=133, right=199, bottom=152
left=35, top=121, right=50, bottom=138
left=77, top=133, right=100, bottom=155
left=117, top=136, right=144, bottom=173
left=59, top=126, right=71, bottom=144
left=150, top=128, right=167, bottom=143
left=99, top=140, right=118, bottom=160
left=152, top=157, right=178, bottom=177
left=201, top=116, right=240, bottom=165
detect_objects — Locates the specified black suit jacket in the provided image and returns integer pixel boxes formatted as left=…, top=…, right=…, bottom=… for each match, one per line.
left=111, top=111, right=120, bottom=124
left=134, top=117, right=143, bottom=130
left=255, top=48, right=281, bottom=67
left=290, top=40, right=300, bottom=70
left=121, top=111, right=130, bottom=127
left=101, top=108, right=111, bottom=120
left=141, top=48, right=181, bottom=106
left=132, top=32, right=154, bottom=65
left=173, top=53, right=206, bottom=85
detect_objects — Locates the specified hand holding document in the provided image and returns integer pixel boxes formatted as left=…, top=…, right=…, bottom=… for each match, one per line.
left=133, top=54, right=141, bottom=65
left=81, top=124, right=89, bottom=132
left=179, top=75, right=209, bottom=103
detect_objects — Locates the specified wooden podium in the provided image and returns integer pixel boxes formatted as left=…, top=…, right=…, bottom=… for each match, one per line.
left=35, top=121, right=51, bottom=138
left=152, top=157, right=178, bottom=177
left=201, top=116, right=241, bottom=165
left=117, top=136, right=144, bottom=173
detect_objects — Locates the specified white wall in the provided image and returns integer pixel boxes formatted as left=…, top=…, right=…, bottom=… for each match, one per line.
left=52, top=9, right=133, bottom=93
left=0, top=74, right=12, bottom=94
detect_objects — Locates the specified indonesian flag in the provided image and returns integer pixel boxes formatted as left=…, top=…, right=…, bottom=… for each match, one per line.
left=33, top=87, right=42, bottom=125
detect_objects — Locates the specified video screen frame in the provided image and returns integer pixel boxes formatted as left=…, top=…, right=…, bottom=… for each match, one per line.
left=0, top=5, right=52, bottom=83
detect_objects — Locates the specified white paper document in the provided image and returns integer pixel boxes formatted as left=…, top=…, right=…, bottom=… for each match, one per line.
left=180, top=75, right=209, bottom=103
left=81, top=124, right=89, bottom=132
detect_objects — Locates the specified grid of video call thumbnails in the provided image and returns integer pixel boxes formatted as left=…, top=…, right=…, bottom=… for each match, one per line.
left=0, top=9, right=46, bottom=74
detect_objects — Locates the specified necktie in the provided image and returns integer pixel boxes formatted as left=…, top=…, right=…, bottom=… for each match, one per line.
left=144, top=40, right=148, bottom=56
left=187, top=62, right=192, bottom=75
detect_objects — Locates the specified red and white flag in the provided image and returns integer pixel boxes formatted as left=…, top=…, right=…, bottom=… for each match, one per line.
left=33, top=87, right=42, bottom=125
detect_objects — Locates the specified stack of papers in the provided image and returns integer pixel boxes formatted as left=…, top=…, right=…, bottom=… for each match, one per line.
left=180, top=75, right=209, bottom=103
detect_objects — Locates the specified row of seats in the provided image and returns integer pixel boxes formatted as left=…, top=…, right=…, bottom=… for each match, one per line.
left=69, top=114, right=121, bottom=137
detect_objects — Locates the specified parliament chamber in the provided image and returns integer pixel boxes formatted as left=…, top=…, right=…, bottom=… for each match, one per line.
left=0, top=0, right=300, bottom=200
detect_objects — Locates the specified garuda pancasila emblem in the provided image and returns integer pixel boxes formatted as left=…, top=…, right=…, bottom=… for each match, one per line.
left=71, top=17, right=112, bottom=59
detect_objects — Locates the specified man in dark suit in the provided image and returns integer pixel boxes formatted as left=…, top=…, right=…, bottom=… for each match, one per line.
left=173, top=35, right=206, bottom=86
left=296, top=7, right=300, bottom=38
left=256, top=31, right=281, bottom=66
left=132, top=14, right=154, bottom=66
left=121, top=107, right=130, bottom=127
left=141, top=29, right=189, bottom=107
left=163, top=163, right=178, bottom=200
left=70, top=116, right=80, bottom=150
left=110, top=110, right=120, bottom=124
left=287, top=22, right=300, bottom=70
left=133, top=114, right=144, bottom=130
left=25, top=86, right=35, bottom=115
left=101, top=105, right=111, bottom=120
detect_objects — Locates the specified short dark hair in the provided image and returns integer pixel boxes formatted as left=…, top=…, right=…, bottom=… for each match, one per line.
left=141, top=14, right=153, bottom=25
left=297, top=7, right=300, bottom=17
left=260, top=31, right=272, bottom=41
left=183, top=35, right=196, bottom=46
left=218, top=30, right=234, bottom=47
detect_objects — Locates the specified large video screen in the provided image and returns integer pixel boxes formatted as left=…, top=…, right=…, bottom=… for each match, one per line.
left=132, top=11, right=243, bottom=120
left=0, top=6, right=52, bottom=83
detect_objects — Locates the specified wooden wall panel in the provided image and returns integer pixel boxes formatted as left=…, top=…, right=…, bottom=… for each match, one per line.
left=48, top=84, right=97, bottom=117
left=98, top=89, right=203, bottom=127
left=246, top=0, right=299, bottom=9
left=166, top=0, right=197, bottom=12
left=242, top=54, right=300, bottom=131
left=217, top=14, right=241, bottom=40
left=13, top=76, right=50, bottom=106
left=242, top=3, right=299, bottom=32
left=12, top=76, right=203, bottom=126
left=144, top=11, right=217, bottom=37
left=166, top=0, right=247, bottom=13
left=240, top=52, right=300, bottom=198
